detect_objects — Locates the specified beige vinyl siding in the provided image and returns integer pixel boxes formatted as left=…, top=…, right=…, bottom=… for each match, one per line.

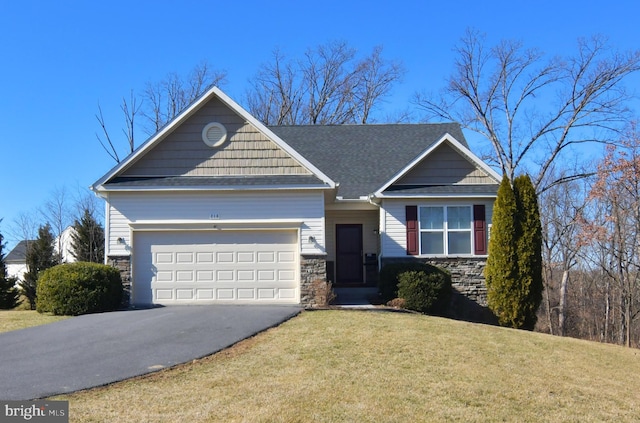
left=122, top=98, right=310, bottom=177
left=325, top=210, right=379, bottom=262
left=381, top=199, right=494, bottom=258
left=396, top=143, right=495, bottom=185
left=106, top=191, right=325, bottom=256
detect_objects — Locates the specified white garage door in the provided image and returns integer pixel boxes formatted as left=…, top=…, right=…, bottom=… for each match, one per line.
left=132, top=230, right=299, bottom=305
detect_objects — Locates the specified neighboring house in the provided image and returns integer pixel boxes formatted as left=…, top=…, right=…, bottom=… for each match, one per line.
left=6, top=240, right=32, bottom=282
left=6, top=227, right=77, bottom=282
left=91, top=86, right=500, bottom=308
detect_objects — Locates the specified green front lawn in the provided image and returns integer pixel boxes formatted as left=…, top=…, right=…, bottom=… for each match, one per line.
left=0, top=310, right=69, bottom=333
left=53, top=310, right=640, bottom=422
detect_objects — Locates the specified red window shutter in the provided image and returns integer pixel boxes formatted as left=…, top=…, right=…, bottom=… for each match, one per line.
left=473, top=204, right=487, bottom=255
left=406, top=206, right=419, bottom=255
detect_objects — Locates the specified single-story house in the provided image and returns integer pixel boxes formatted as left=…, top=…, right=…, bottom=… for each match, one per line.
left=91, top=86, right=500, bottom=308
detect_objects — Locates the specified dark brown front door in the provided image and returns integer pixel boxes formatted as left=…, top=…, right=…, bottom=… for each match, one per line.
left=335, top=224, right=363, bottom=285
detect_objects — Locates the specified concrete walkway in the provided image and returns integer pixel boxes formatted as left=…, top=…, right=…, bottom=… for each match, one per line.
left=0, top=305, right=300, bottom=400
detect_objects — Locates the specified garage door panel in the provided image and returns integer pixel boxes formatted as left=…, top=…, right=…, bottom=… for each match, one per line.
left=216, top=252, right=234, bottom=263
left=258, top=270, right=275, bottom=281
left=133, top=230, right=299, bottom=305
left=257, top=251, right=275, bottom=262
left=196, top=289, right=214, bottom=300
left=176, top=252, right=194, bottom=263
left=196, top=271, right=214, bottom=281
left=176, top=289, right=194, bottom=300
left=237, top=289, right=255, bottom=300
left=176, top=271, right=194, bottom=282
left=155, top=252, right=174, bottom=264
left=237, top=252, right=255, bottom=263
left=196, top=252, right=214, bottom=263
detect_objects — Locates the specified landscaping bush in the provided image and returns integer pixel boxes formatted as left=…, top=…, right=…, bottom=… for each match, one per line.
left=397, top=270, right=452, bottom=315
left=36, top=262, right=123, bottom=316
left=379, top=261, right=447, bottom=302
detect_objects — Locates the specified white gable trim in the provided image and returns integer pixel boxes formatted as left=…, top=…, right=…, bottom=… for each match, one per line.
left=92, top=87, right=336, bottom=192
left=373, top=133, right=501, bottom=197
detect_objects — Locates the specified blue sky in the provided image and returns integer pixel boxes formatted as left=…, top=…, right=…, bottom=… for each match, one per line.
left=1, top=0, right=639, bottom=248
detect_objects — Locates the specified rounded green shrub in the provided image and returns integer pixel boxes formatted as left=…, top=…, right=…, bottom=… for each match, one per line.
left=397, top=270, right=452, bottom=315
left=379, top=261, right=447, bottom=303
left=36, top=262, right=123, bottom=316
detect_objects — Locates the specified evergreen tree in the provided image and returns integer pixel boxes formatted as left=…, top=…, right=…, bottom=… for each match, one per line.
left=0, top=229, right=21, bottom=309
left=486, top=175, right=544, bottom=330
left=485, top=176, right=521, bottom=327
left=71, top=208, right=105, bottom=263
left=19, top=224, right=58, bottom=310
left=513, top=175, right=544, bottom=330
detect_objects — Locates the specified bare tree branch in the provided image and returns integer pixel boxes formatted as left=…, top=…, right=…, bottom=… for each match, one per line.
left=415, top=29, right=640, bottom=193
left=95, top=104, right=120, bottom=163
left=246, top=41, right=404, bottom=125
left=97, top=61, right=227, bottom=163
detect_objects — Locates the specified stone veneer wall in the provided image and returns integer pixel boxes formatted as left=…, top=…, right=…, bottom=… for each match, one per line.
left=300, top=255, right=327, bottom=307
left=423, top=258, right=488, bottom=306
left=107, top=255, right=131, bottom=308
left=381, top=257, right=492, bottom=322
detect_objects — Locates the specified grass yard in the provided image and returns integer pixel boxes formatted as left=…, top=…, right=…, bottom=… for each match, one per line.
left=0, top=310, right=69, bottom=333
left=51, top=310, right=640, bottom=422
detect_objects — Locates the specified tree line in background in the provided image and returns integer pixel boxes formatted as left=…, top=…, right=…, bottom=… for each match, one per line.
left=539, top=124, right=640, bottom=347
left=0, top=190, right=105, bottom=310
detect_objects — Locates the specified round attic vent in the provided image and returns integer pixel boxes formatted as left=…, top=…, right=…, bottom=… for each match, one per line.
left=202, top=122, right=227, bottom=147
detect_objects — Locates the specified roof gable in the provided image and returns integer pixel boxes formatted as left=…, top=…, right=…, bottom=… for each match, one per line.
left=121, top=97, right=311, bottom=178
left=374, top=134, right=501, bottom=197
left=395, top=142, right=497, bottom=185
left=92, top=87, right=335, bottom=191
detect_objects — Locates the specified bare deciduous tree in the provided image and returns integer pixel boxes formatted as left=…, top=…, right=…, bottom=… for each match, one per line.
left=580, top=124, right=640, bottom=347
left=538, top=170, right=589, bottom=335
left=415, top=29, right=640, bottom=192
left=8, top=212, right=38, bottom=247
left=96, top=91, right=140, bottom=163
left=143, top=61, right=227, bottom=133
left=246, top=41, right=404, bottom=125
left=246, top=50, right=305, bottom=125
left=40, top=186, right=72, bottom=263
left=97, top=61, right=226, bottom=163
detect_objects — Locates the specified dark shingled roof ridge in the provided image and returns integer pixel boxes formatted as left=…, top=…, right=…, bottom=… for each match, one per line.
left=269, top=123, right=468, bottom=198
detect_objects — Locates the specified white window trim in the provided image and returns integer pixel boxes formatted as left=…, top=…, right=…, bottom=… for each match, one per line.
left=418, top=205, right=474, bottom=257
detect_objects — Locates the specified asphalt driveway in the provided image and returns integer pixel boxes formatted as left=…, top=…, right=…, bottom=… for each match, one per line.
left=0, top=305, right=301, bottom=400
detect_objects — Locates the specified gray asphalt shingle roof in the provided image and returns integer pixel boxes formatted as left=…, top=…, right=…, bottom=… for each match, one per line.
left=269, top=123, right=468, bottom=198
left=5, top=240, right=32, bottom=264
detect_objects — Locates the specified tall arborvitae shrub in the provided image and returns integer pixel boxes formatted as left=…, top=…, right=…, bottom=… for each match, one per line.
left=485, top=176, right=521, bottom=327
left=513, top=175, right=543, bottom=330
left=486, top=175, right=544, bottom=330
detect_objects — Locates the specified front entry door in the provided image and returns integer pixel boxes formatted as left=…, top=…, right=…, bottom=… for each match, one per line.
left=335, top=224, right=363, bottom=285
